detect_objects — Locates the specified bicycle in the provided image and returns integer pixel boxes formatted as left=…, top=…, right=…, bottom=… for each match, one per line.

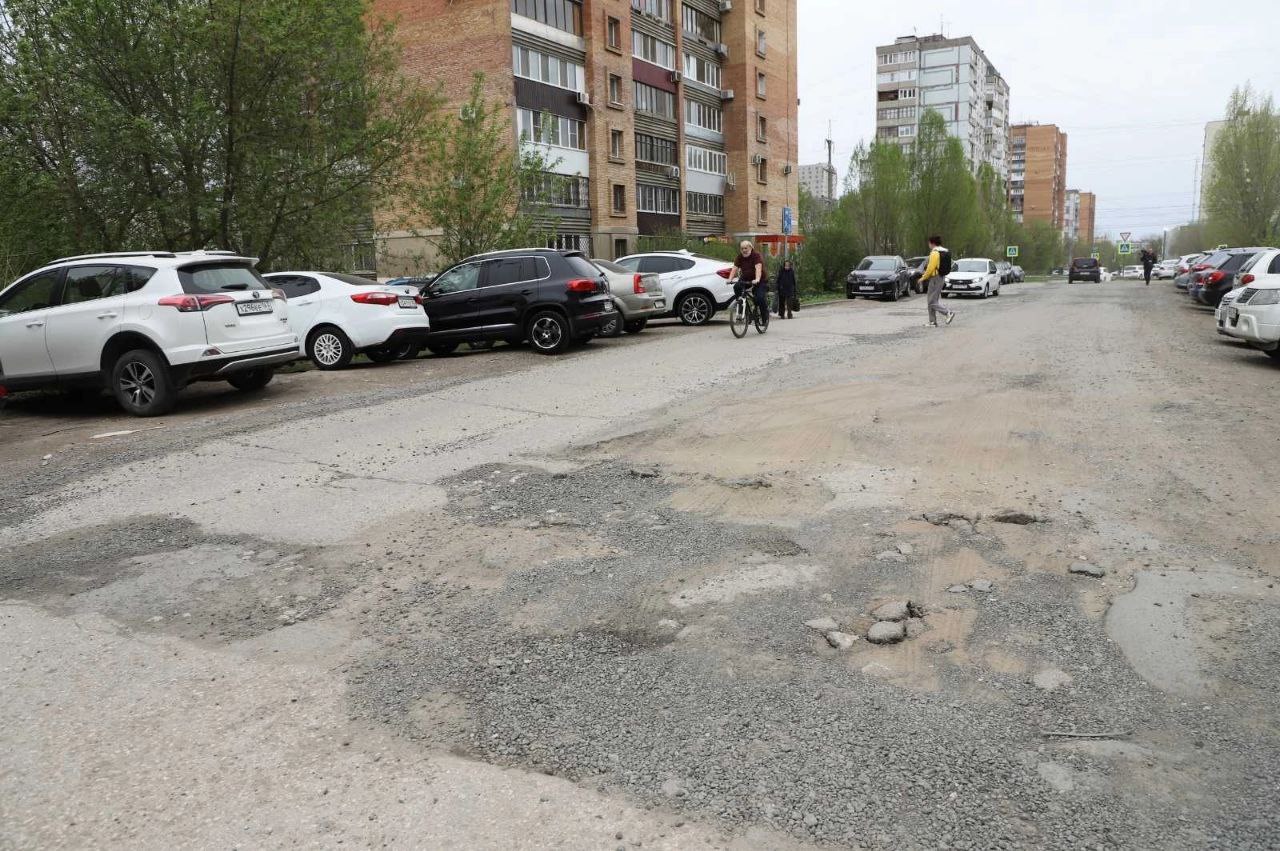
left=728, top=280, right=770, bottom=338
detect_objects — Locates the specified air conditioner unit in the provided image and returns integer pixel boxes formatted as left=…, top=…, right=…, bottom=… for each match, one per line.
left=668, top=165, right=681, bottom=179
left=782, top=163, right=793, bottom=175
left=719, top=0, right=732, bottom=10
left=576, top=90, right=592, bottom=107
left=715, top=42, right=729, bottom=57
left=725, top=172, right=737, bottom=189
left=750, top=154, right=762, bottom=166
left=669, top=71, right=682, bottom=84
left=720, top=88, right=735, bottom=101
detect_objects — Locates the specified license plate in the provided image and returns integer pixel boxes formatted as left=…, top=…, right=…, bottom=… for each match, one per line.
left=1228, top=307, right=1239, bottom=321
left=860, top=286, right=876, bottom=292
left=236, top=300, right=273, bottom=316
left=398, top=296, right=417, bottom=309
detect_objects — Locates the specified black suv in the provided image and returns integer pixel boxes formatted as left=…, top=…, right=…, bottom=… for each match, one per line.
left=847, top=255, right=912, bottom=301
left=420, top=249, right=614, bottom=355
left=1068, top=257, right=1102, bottom=283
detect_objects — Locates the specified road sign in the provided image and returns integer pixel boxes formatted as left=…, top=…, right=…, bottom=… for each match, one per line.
left=1120, top=232, right=1132, bottom=242
left=1006, top=245, right=1019, bottom=258
left=1090, top=252, right=1101, bottom=260
left=1118, top=243, right=1133, bottom=255
left=782, top=206, right=793, bottom=235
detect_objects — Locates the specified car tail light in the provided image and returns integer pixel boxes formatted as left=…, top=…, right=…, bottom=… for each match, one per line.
left=633, top=274, right=645, bottom=294
left=1205, top=271, right=1226, bottom=284
left=716, top=267, right=733, bottom=279
left=271, top=288, right=286, bottom=300
left=414, top=294, right=423, bottom=305
left=1242, top=274, right=1255, bottom=285
left=0, top=385, right=7, bottom=399
left=351, top=291, right=399, bottom=305
left=1192, top=263, right=1209, bottom=271
left=158, top=294, right=235, bottom=312
left=566, top=278, right=599, bottom=293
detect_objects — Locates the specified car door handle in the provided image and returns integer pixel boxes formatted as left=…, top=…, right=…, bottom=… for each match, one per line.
left=520, top=289, right=532, bottom=295
left=295, top=299, right=313, bottom=305
left=97, top=311, right=118, bottom=319
left=26, top=320, right=45, bottom=328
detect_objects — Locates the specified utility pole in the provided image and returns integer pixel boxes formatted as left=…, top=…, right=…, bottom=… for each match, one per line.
left=825, top=121, right=835, bottom=200
left=1191, top=157, right=1200, bottom=221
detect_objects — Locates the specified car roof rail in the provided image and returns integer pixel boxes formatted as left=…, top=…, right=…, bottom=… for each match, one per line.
left=47, top=251, right=179, bottom=264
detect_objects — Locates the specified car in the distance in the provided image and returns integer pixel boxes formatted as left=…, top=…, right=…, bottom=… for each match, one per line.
left=1068, top=258, right=1102, bottom=283
left=614, top=250, right=735, bottom=326
left=263, top=271, right=432, bottom=367
left=905, top=256, right=930, bottom=293
left=1219, top=247, right=1280, bottom=360
left=590, top=258, right=664, bottom=336
left=846, top=255, right=912, bottom=301
left=0, top=250, right=299, bottom=416
left=996, top=261, right=1015, bottom=285
left=943, top=258, right=1002, bottom=298
left=1154, top=259, right=1178, bottom=279
left=1010, top=265, right=1025, bottom=283
left=418, top=248, right=614, bottom=355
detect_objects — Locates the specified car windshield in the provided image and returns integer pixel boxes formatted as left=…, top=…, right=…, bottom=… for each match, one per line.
left=614, top=257, right=640, bottom=271
left=1200, top=251, right=1230, bottom=267
left=955, top=260, right=988, bottom=273
left=1220, top=253, right=1256, bottom=272
left=178, top=263, right=269, bottom=294
left=857, top=258, right=897, bottom=271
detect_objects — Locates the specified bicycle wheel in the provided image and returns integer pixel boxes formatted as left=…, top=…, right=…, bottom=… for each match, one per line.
left=729, top=297, right=750, bottom=338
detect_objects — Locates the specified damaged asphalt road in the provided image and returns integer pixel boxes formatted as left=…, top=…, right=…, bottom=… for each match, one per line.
left=3, top=284, right=1279, bottom=849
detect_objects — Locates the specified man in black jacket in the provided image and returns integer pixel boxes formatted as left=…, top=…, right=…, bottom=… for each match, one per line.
left=1140, top=247, right=1157, bottom=286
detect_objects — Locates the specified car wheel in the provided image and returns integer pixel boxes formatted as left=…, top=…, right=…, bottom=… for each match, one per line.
left=676, top=292, right=713, bottom=326
left=308, top=327, right=354, bottom=370
left=1265, top=347, right=1280, bottom=363
left=227, top=368, right=274, bottom=392
left=111, top=349, right=176, bottom=417
left=427, top=342, right=459, bottom=356
left=888, top=284, right=900, bottom=302
left=528, top=310, right=570, bottom=354
left=624, top=319, right=648, bottom=334
left=600, top=311, right=624, bottom=338
left=365, top=347, right=399, bottom=364
left=390, top=341, right=420, bottom=360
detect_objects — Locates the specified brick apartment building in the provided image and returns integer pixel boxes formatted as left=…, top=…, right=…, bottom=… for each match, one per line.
left=373, top=0, right=798, bottom=272
left=1009, top=123, right=1067, bottom=229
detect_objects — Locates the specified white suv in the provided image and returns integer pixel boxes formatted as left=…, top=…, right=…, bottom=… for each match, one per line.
left=0, top=251, right=299, bottom=416
left=1220, top=248, right=1280, bottom=362
left=614, top=250, right=735, bottom=326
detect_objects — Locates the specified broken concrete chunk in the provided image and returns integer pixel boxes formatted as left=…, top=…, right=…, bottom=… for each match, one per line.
left=804, top=617, right=840, bottom=632
left=990, top=508, right=1041, bottom=525
left=1069, top=563, right=1106, bottom=579
left=896, top=542, right=914, bottom=556
left=947, top=584, right=970, bottom=594
left=867, top=621, right=907, bottom=645
left=825, top=631, right=857, bottom=650
left=969, top=579, right=995, bottom=593
left=870, top=601, right=910, bottom=622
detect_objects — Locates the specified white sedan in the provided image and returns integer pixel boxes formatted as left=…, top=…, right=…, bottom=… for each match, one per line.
left=1220, top=248, right=1280, bottom=362
left=264, top=272, right=432, bottom=369
left=943, top=258, right=1002, bottom=298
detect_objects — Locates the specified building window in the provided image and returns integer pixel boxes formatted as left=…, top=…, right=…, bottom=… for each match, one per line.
left=608, top=74, right=623, bottom=105
left=686, top=191, right=724, bottom=216
left=637, top=183, right=680, bottom=214
left=756, top=71, right=766, bottom=98
left=681, top=4, right=720, bottom=41
left=876, top=69, right=917, bottom=85
left=632, top=0, right=671, bottom=22
left=610, top=129, right=624, bottom=159
left=754, top=0, right=765, bottom=13
left=682, top=52, right=721, bottom=89
left=523, top=173, right=590, bottom=208
left=756, top=114, right=767, bottom=141
left=512, top=45, right=584, bottom=91
left=897, top=124, right=915, bottom=137
left=758, top=199, right=768, bottom=224
left=612, top=184, right=627, bottom=214
left=606, top=16, right=622, bottom=50
left=613, top=238, right=629, bottom=258
left=632, top=31, right=676, bottom=69
left=878, top=50, right=918, bottom=66
left=511, top=0, right=582, bottom=35
left=636, top=133, right=677, bottom=165
left=517, top=108, right=586, bottom=150
left=634, top=82, right=675, bottom=119
left=686, top=144, right=726, bottom=175
left=756, top=157, right=768, bottom=183
left=898, top=87, right=917, bottom=100
left=685, top=98, right=723, bottom=133
left=756, top=28, right=766, bottom=57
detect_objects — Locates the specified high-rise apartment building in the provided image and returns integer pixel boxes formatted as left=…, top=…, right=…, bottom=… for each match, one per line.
left=1009, top=123, right=1067, bottom=229
left=797, top=163, right=837, bottom=201
left=1064, top=189, right=1081, bottom=242
left=1197, top=119, right=1227, bottom=220
left=1077, top=191, right=1096, bottom=249
left=873, top=34, right=1010, bottom=179
left=373, top=0, right=798, bottom=272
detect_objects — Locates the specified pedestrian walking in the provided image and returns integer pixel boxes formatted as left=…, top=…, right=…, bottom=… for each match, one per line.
left=1140, top=246, right=1156, bottom=286
left=775, top=259, right=797, bottom=319
left=920, top=235, right=955, bottom=327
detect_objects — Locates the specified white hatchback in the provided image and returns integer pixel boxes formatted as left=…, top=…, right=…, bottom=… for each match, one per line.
left=0, top=251, right=299, bottom=416
left=1220, top=248, right=1280, bottom=361
left=264, top=272, right=432, bottom=368
left=943, top=258, right=1002, bottom=298
left=614, top=250, right=736, bottom=326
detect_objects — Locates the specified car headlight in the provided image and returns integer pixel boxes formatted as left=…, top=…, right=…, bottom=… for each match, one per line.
left=1249, top=289, right=1280, bottom=306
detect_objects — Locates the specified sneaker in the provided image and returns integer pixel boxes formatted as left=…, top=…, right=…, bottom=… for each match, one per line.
left=944, top=312, right=956, bottom=326
left=924, top=322, right=938, bottom=327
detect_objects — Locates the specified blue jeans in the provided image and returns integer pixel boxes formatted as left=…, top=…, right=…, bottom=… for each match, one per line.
left=735, top=281, right=768, bottom=317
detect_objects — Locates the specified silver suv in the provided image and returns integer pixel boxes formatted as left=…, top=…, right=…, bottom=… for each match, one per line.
left=0, top=251, right=300, bottom=416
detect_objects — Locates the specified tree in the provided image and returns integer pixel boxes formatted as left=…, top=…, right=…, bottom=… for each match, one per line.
left=845, top=142, right=909, bottom=255
left=0, top=0, right=433, bottom=271
left=797, top=187, right=860, bottom=292
left=907, top=111, right=981, bottom=255
left=1203, top=85, right=1280, bottom=246
left=975, top=163, right=1016, bottom=259
left=403, top=75, right=565, bottom=267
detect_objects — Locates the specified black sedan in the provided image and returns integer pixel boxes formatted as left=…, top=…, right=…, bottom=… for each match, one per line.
left=847, top=256, right=912, bottom=301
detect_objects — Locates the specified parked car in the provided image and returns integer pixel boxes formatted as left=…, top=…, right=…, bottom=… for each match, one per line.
left=263, top=271, right=432, bottom=367
left=943, top=258, right=1002, bottom=298
left=1154, top=259, right=1178, bottom=280
left=996, top=261, right=1015, bottom=285
left=1010, top=265, right=1025, bottom=283
left=1068, top=257, right=1102, bottom=283
left=1215, top=285, right=1249, bottom=335
left=589, top=258, right=664, bottom=336
left=1100, top=267, right=1114, bottom=282
left=417, top=249, right=614, bottom=355
left=1175, top=253, right=1209, bottom=290
left=383, top=274, right=437, bottom=295
left=1194, top=247, right=1273, bottom=308
left=614, top=250, right=735, bottom=326
left=905, top=256, right=930, bottom=293
left=846, top=255, right=912, bottom=301
left=1220, top=248, right=1280, bottom=361
left=0, top=250, right=299, bottom=416
left=1051, top=267, right=1065, bottom=277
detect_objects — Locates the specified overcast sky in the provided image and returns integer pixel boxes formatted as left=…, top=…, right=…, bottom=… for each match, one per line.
left=797, top=0, right=1280, bottom=241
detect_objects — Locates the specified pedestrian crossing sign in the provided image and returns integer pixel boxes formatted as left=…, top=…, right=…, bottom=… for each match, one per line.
left=1118, top=243, right=1133, bottom=255
left=1006, top=246, right=1019, bottom=258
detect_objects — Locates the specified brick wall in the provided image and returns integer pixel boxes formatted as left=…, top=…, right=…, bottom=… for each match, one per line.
left=582, top=0, right=639, bottom=257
